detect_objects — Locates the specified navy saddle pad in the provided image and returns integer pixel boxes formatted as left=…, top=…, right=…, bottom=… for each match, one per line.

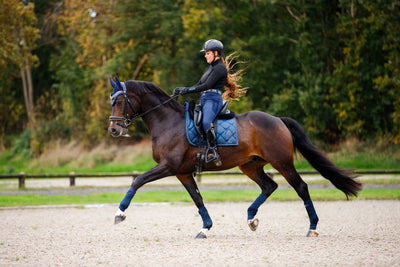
left=185, top=103, right=239, bottom=147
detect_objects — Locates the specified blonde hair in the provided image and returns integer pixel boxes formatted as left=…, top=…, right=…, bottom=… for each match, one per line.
left=221, top=52, right=248, bottom=101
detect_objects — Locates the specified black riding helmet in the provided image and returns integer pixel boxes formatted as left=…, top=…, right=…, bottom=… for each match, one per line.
left=200, top=39, right=223, bottom=55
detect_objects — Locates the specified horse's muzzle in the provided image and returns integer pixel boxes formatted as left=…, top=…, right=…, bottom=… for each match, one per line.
left=108, top=124, right=128, bottom=137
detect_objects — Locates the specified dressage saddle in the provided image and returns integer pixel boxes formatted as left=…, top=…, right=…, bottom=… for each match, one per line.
left=187, top=99, right=235, bottom=137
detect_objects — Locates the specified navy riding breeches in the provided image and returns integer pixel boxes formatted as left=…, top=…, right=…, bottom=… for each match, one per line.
left=200, top=91, right=223, bottom=131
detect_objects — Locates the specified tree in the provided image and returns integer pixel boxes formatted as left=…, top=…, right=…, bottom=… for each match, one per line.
left=0, top=0, right=40, bottom=124
left=328, top=1, right=400, bottom=142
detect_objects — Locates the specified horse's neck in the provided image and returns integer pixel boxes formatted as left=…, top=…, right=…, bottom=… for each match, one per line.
left=140, top=97, right=185, bottom=136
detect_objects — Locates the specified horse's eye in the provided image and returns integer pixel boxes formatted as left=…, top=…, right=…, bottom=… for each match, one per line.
left=116, top=100, right=123, bottom=106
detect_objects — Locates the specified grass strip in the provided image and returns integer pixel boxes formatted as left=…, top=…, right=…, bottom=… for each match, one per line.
left=0, top=188, right=399, bottom=207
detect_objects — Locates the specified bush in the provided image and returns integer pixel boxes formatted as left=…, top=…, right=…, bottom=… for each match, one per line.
left=9, top=129, right=31, bottom=158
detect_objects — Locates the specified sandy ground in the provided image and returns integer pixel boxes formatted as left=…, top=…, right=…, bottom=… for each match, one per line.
left=0, top=200, right=399, bottom=266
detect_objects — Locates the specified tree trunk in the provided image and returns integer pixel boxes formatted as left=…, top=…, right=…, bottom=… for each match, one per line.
left=132, top=54, right=149, bottom=80
left=21, top=66, right=29, bottom=114
left=170, top=36, right=176, bottom=86
left=26, top=59, right=34, bottom=114
left=21, top=58, right=35, bottom=124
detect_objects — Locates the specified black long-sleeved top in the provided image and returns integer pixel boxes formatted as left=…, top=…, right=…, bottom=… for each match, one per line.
left=187, top=59, right=227, bottom=93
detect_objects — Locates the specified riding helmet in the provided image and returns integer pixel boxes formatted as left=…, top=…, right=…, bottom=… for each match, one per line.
left=200, top=39, right=224, bottom=54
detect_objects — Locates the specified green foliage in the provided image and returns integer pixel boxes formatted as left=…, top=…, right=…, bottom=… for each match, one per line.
left=0, top=0, right=40, bottom=142
left=0, top=130, right=32, bottom=174
left=0, top=74, right=26, bottom=139
left=0, top=0, right=39, bottom=69
left=326, top=1, right=400, bottom=141
left=9, top=130, right=32, bottom=158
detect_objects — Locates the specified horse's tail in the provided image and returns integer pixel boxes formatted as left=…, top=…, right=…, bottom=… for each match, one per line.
left=280, top=117, right=362, bottom=198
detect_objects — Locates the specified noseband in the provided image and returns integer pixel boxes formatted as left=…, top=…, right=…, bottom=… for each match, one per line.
left=109, top=82, right=179, bottom=128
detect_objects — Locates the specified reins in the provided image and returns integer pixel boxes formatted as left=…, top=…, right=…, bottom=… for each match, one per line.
left=126, top=94, right=179, bottom=122
left=109, top=82, right=179, bottom=128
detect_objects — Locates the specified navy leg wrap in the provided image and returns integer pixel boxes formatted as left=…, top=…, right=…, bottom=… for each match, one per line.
left=304, top=199, right=319, bottom=230
left=247, top=193, right=267, bottom=220
left=198, top=206, right=213, bottom=229
left=119, top=187, right=136, bottom=211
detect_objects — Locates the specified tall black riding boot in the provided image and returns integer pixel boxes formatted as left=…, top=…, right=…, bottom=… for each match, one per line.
left=205, top=123, right=222, bottom=166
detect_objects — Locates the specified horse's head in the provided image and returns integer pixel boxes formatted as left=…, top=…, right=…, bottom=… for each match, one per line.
left=108, top=77, right=139, bottom=137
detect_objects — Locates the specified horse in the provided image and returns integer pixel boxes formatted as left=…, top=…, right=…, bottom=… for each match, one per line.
left=107, top=77, right=362, bottom=238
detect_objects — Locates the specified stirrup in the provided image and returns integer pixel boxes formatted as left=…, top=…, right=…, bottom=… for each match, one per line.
left=205, top=147, right=222, bottom=166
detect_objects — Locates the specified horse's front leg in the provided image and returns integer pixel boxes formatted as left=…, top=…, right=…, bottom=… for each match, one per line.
left=114, top=163, right=174, bottom=224
left=177, top=173, right=213, bottom=239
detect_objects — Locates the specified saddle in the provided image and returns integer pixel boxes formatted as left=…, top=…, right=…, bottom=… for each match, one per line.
left=187, top=99, right=235, bottom=138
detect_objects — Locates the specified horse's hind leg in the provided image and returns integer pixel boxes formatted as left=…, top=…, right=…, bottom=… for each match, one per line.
left=177, top=173, right=212, bottom=239
left=239, top=160, right=278, bottom=231
left=274, top=162, right=319, bottom=237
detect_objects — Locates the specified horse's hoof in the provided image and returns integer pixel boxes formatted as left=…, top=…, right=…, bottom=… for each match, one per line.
left=114, top=215, right=126, bottom=224
left=306, top=229, right=319, bottom=237
left=248, top=218, right=259, bottom=231
left=195, top=228, right=208, bottom=239
left=114, top=209, right=126, bottom=224
left=195, top=232, right=207, bottom=239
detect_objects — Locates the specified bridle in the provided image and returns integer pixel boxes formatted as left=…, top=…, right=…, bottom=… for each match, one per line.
left=109, top=82, right=136, bottom=129
left=109, top=82, right=178, bottom=129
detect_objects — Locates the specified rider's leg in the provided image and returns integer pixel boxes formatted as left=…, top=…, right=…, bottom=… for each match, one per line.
left=205, top=123, right=221, bottom=163
left=201, top=92, right=223, bottom=165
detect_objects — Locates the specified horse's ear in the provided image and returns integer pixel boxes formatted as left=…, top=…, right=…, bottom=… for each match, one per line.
left=109, top=77, right=116, bottom=88
left=115, top=76, right=124, bottom=90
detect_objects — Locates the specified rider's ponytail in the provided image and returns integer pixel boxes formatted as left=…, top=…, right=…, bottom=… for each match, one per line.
left=221, top=52, right=247, bottom=101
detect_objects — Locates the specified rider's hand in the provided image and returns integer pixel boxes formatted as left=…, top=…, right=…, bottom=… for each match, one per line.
left=173, top=87, right=188, bottom=96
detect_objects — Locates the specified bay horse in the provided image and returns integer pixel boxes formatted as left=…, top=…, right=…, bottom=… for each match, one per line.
left=108, top=77, right=362, bottom=238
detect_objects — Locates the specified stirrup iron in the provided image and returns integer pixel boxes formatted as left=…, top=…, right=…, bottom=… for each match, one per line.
left=205, top=147, right=221, bottom=166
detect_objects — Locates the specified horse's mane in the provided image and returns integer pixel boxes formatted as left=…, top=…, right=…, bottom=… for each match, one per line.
left=126, top=80, right=183, bottom=112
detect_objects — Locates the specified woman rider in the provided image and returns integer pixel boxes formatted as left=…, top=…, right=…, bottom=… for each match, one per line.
left=173, top=39, right=246, bottom=166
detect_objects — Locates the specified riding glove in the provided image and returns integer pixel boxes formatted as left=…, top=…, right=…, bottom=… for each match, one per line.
left=173, top=87, right=189, bottom=95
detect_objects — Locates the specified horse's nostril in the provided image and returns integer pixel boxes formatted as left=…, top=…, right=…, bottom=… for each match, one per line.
left=109, top=127, right=117, bottom=134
